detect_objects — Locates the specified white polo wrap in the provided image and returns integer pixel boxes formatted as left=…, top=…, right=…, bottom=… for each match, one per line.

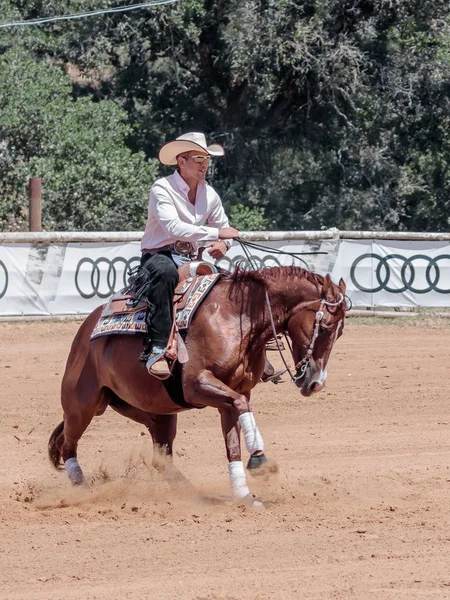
left=239, top=412, right=264, bottom=454
left=228, top=461, right=250, bottom=501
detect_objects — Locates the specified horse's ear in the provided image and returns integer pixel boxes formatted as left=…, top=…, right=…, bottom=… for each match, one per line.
left=338, top=278, right=347, bottom=294
left=323, top=273, right=334, bottom=302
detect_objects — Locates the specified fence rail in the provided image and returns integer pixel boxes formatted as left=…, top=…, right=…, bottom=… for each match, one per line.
left=2, top=229, right=450, bottom=243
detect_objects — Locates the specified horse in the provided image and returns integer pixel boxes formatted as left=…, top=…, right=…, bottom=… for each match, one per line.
left=48, top=266, right=348, bottom=509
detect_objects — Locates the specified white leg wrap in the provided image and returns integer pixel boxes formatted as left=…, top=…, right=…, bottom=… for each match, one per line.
left=64, top=457, right=84, bottom=484
left=239, top=412, right=264, bottom=454
left=228, top=461, right=250, bottom=501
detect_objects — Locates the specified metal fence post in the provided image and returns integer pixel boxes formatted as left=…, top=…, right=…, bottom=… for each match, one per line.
left=28, top=177, right=42, bottom=232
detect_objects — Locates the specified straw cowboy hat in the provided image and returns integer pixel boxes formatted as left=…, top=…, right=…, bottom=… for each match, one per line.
left=158, top=132, right=225, bottom=166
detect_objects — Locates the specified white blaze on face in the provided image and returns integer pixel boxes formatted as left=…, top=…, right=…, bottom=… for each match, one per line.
left=314, top=367, right=327, bottom=386
left=333, top=319, right=343, bottom=344
left=312, top=318, right=343, bottom=387
left=307, top=358, right=328, bottom=387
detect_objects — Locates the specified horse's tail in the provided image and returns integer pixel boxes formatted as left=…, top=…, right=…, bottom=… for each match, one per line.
left=48, top=421, right=65, bottom=471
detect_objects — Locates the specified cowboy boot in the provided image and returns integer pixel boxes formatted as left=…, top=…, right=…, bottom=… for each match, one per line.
left=146, top=345, right=171, bottom=380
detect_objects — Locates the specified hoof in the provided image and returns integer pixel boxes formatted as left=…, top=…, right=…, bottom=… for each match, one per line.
left=250, top=498, right=266, bottom=512
left=64, top=458, right=85, bottom=486
left=247, top=453, right=268, bottom=473
left=238, top=493, right=266, bottom=512
left=69, top=468, right=85, bottom=486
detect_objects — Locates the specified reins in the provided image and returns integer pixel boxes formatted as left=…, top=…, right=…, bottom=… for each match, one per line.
left=237, top=238, right=327, bottom=270
left=266, top=293, right=345, bottom=383
left=236, top=238, right=346, bottom=384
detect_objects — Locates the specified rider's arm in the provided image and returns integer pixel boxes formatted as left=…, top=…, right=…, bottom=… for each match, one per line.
left=206, top=191, right=233, bottom=249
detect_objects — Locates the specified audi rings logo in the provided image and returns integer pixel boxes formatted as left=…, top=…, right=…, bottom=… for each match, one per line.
left=218, top=254, right=293, bottom=271
left=350, top=253, right=450, bottom=294
left=75, top=256, right=140, bottom=299
left=0, top=260, right=8, bottom=299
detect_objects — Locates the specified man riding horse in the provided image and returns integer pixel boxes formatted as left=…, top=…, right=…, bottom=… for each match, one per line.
left=139, top=132, right=239, bottom=378
left=49, top=134, right=349, bottom=504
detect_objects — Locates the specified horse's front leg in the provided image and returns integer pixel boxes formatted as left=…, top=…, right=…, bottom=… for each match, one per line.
left=185, top=369, right=268, bottom=504
left=189, top=370, right=267, bottom=459
left=219, top=407, right=265, bottom=511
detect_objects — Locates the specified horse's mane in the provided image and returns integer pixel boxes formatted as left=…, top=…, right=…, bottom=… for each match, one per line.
left=223, top=265, right=324, bottom=289
left=221, top=266, right=325, bottom=345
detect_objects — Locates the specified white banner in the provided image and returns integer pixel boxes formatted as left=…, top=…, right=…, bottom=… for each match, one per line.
left=0, top=237, right=449, bottom=316
left=331, top=240, right=450, bottom=307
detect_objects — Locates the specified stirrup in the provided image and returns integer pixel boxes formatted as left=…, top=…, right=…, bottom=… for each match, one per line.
left=139, top=350, right=150, bottom=362
left=146, top=347, right=171, bottom=380
left=261, top=369, right=285, bottom=384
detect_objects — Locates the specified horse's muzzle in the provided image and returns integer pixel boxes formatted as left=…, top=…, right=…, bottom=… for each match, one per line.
left=300, top=380, right=325, bottom=396
left=295, top=359, right=327, bottom=397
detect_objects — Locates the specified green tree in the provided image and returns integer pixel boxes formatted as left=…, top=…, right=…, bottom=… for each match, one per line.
left=229, top=205, right=269, bottom=230
left=1, top=0, right=450, bottom=232
left=0, top=48, right=156, bottom=231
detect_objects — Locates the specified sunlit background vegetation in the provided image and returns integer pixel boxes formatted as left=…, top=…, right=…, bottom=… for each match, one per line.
left=1, top=0, right=449, bottom=232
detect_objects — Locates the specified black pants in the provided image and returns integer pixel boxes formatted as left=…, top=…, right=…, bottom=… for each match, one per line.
left=140, top=251, right=179, bottom=348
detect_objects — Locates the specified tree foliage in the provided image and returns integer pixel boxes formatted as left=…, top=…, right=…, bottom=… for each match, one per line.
left=0, top=45, right=156, bottom=230
left=1, top=0, right=449, bottom=231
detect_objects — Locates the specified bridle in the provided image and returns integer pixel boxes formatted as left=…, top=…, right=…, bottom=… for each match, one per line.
left=234, top=238, right=349, bottom=385
left=265, top=290, right=348, bottom=384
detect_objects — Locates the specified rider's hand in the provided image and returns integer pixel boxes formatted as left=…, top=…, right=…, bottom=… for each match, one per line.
left=218, top=227, right=239, bottom=240
left=207, top=241, right=228, bottom=260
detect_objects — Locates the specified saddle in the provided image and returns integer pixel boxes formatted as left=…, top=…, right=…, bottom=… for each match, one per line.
left=91, top=259, right=283, bottom=384
left=90, top=261, right=221, bottom=372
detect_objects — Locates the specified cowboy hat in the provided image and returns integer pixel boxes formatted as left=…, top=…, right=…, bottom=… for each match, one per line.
left=158, top=132, right=225, bottom=166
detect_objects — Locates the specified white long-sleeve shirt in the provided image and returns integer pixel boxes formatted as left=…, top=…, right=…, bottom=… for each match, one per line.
left=141, top=170, right=230, bottom=252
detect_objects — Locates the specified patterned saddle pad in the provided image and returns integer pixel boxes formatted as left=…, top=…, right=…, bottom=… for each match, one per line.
left=90, top=273, right=221, bottom=340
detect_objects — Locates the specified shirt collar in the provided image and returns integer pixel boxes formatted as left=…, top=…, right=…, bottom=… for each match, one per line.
left=172, top=169, right=206, bottom=195
left=173, top=170, right=189, bottom=193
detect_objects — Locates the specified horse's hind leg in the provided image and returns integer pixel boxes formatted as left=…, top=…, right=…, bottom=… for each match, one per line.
left=54, top=386, right=110, bottom=485
left=48, top=421, right=65, bottom=471
left=108, top=397, right=190, bottom=487
left=148, top=414, right=192, bottom=487
left=49, top=419, right=86, bottom=484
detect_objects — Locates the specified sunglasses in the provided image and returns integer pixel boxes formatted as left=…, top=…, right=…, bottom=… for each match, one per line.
left=181, top=155, right=211, bottom=164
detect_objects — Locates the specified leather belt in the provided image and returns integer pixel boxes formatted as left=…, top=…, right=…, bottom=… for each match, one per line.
left=142, top=241, right=196, bottom=256
left=142, top=244, right=172, bottom=253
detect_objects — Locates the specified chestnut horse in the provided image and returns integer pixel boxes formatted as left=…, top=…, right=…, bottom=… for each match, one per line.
left=48, top=267, right=347, bottom=509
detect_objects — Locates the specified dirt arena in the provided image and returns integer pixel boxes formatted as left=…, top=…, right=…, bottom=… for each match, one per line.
left=1, top=318, right=450, bottom=600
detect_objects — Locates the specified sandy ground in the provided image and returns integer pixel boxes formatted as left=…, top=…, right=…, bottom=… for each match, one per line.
left=1, top=319, right=450, bottom=600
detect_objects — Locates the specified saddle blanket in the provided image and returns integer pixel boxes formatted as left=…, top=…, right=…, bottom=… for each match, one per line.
left=90, top=273, right=220, bottom=340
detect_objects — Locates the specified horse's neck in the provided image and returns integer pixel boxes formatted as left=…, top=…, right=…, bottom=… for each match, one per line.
left=242, top=275, right=320, bottom=345
left=266, top=275, right=319, bottom=315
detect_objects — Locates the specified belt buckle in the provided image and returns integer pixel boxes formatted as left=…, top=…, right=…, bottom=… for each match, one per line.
left=173, top=241, right=195, bottom=256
